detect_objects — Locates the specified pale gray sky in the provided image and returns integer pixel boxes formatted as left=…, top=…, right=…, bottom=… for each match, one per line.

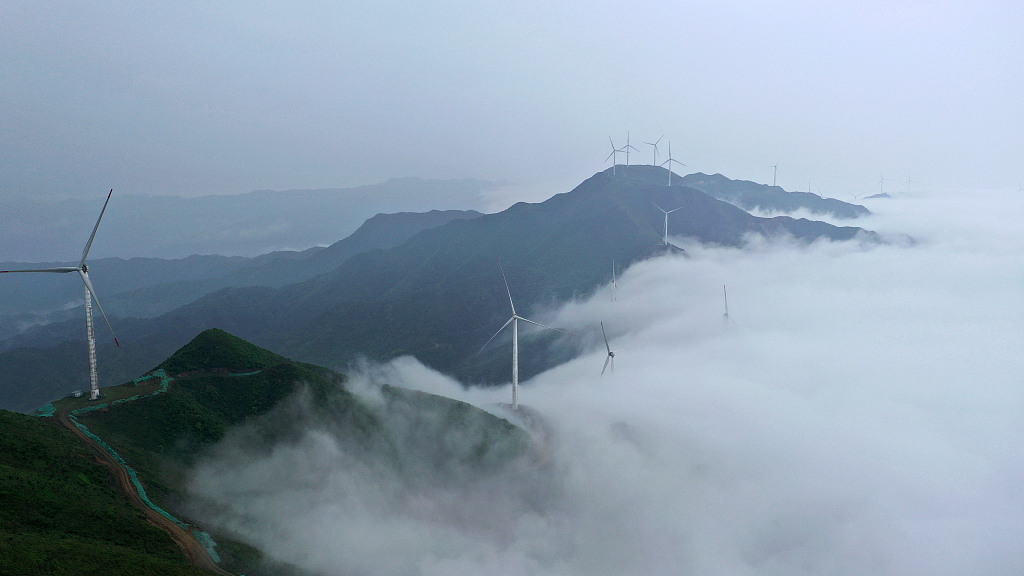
left=2, top=0, right=1022, bottom=200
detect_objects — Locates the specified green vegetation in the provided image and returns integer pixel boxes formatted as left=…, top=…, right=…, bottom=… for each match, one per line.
left=0, top=410, right=209, bottom=576
left=158, top=328, right=289, bottom=376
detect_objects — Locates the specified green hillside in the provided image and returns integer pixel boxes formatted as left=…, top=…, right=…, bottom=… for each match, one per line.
left=0, top=410, right=211, bottom=576
left=62, top=328, right=529, bottom=575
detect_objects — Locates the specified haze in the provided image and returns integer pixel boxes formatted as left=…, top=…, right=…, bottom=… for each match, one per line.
left=3, top=1, right=1022, bottom=202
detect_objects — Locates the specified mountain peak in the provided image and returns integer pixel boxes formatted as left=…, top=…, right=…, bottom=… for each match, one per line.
left=158, top=328, right=286, bottom=375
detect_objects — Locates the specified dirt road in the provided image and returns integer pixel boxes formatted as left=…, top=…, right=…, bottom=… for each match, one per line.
left=57, top=410, right=232, bottom=575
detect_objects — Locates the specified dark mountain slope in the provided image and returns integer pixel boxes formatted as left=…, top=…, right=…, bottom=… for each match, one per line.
left=0, top=209, right=483, bottom=344
left=1, top=169, right=876, bottom=411
left=148, top=167, right=874, bottom=381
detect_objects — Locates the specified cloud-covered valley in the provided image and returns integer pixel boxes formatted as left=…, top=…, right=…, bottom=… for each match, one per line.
left=186, top=188, right=1024, bottom=575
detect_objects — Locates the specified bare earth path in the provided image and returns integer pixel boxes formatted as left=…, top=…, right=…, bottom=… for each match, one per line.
left=57, top=410, right=233, bottom=575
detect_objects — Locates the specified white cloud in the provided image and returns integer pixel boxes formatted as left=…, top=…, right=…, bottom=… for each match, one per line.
left=186, top=188, right=1024, bottom=575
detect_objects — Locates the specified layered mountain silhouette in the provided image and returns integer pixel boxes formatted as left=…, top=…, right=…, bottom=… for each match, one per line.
left=0, top=209, right=482, bottom=342
left=0, top=168, right=876, bottom=412
left=678, top=171, right=871, bottom=218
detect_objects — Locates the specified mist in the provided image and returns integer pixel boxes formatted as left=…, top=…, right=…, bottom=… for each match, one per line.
left=185, top=188, right=1024, bottom=575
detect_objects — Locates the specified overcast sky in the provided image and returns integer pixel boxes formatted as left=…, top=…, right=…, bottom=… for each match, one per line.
left=3, top=0, right=1022, bottom=201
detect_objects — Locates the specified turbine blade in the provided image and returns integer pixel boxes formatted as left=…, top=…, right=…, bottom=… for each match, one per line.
left=517, top=316, right=573, bottom=336
left=601, top=355, right=610, bottom=376
left=79, top=270, right=120, bottom=347
left=499, top=263, right=516, bottom=315
left=601, top=321, right=611, bottom=354
left=605, top=150, right=616, bottom=162
left=1, top=267, right=79, bottom=273
left=652, top=202, right=665, bottom=213
left=81, top=189, right=113, bottom=266
left=478, top=317, right=514, bottom=355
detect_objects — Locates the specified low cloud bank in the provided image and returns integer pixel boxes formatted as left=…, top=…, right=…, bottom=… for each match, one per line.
left=187, top=189, right=1024, bottom=575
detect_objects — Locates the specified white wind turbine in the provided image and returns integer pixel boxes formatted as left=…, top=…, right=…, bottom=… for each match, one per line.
left=659, top=141, right=685, bottom=185
left=479, top=265, right=571, bottom=410
left=600, top=321, right=615, bottom=375
left=723, top=284, right=730, bottom=324
left=652, top=202, right=682, bottom=245
left=605, top=136, right=623, bottom=175
left=1, top=190, right=120, bottom=401
left=623, top=131, right=639, bottom=167
left=611, top=259, right=617, bottom=302
left=643, top=135, right=664, bottom=166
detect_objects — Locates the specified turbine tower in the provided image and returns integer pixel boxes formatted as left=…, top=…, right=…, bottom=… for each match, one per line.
left=605, top=136, right=623, bottom=175
left=771, top=163, right=779, bottom=187
left=652, top=202, right=682, bottom=245
left=879, top=173, right=887, bottom=195
left=659, top=141, right=685, bottom=186
left=480, top=265, right=570, bottom=410
left=643, top=135, right=664, bottom=166
left=600, top=321, right=615, bottom=375
left=1, top=190, right=120, bottom=401
left=623, top=131, right=639, bottom=167
left=611, top=259, right=617, bottom=302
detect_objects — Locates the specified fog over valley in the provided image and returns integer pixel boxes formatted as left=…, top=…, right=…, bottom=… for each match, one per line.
left=2, top=1, right=1021, bottom=574
left=183, top=188, right=1024, bottom=575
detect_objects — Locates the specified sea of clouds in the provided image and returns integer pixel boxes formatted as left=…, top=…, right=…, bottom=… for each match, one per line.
left=186, top=187, right=1024, bottom=575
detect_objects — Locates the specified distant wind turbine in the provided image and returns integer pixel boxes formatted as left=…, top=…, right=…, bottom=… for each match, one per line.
left=722, top=284, right=730, bottom=324
left=659, top=141, right=685, bottom=185
left=611, top=259, right=617, bottom=302
left=879, top=173, right=887, bottom=194
left=643, top=135, right=664, bottom=166
left=479, top=265, right=571, bottom=410
left=600, top=321, right=615, bottom=375
left=652, top=202, right=682, bottom=245
left=605, top=136, right=623, bottom=175
left=623, top=131, right=639, bottom=167
left=771, top=163, right=779, bottom=187
left=1, top=190, right=120, bottom=401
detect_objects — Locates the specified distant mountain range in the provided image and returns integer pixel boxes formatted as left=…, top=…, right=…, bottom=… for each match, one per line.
left=0, top=168, right=875, bottom=413
left=0, top=177, right=496, bottom=261
left=679, top=172, right=872, bottom=218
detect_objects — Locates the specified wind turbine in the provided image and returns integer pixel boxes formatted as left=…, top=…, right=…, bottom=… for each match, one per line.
left=652, top=202, right=682, bottom=245
left=660, top=141, right=685, bottom=185
left=770, top=163, right=779, bottom=187
left=600, top=321, right=615, bottom=375
left=479, top=265, right=570, bottom=410
left=643, top=135, right=664, bottom=166
left=605, top=136, right=623, bottom=175
left=623, top=131, right=639, bottom=167
left=611, top=259, right=617, bottom=302
left=1, top=190, right=120, bottom=401
left=879, top=173, right=887, bottom=195
left=722, top=284, right=730, bottom=324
